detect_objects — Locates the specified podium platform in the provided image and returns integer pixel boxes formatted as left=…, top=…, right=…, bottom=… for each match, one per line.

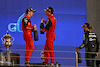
left=29, top=63, right=61, bottom=67
left=0, top=52, right=20, bottom=67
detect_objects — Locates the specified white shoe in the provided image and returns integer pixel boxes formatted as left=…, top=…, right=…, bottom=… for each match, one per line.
left=51, top=63, right=54, bottom=67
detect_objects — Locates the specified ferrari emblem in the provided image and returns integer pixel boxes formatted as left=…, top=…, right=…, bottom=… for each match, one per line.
left=28, top=22, right=31, bottom=25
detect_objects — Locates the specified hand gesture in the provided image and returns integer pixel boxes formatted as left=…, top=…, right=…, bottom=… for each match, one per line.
left=40, top=29, right=45, bottom=32
left=95, top=53, right=98, bottom=58
left=33, top=24, right=37, bottom=31
left=76, top=47, right=79, bottom=52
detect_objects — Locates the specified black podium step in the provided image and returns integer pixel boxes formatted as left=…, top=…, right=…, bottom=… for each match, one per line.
left=29, top=63, right=61, bottom=67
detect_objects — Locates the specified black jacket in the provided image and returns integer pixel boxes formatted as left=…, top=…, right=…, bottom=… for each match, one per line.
left=79, top=30, right=99, bottom=52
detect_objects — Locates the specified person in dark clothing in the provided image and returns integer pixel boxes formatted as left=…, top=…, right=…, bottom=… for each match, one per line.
left=89, top=25, right=100, bottom=67
left=76, top=23, right=99, bottom=67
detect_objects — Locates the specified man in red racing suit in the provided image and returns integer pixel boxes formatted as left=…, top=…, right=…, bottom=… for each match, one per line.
left=22, top=8, right=36, bottom=65
left=41, top=7, right=57, bottom=65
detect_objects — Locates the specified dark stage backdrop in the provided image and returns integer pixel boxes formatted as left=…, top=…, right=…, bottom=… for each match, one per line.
left=0, top=0, right=86, bottom=66
left=0, top=0, right=86, bottom=47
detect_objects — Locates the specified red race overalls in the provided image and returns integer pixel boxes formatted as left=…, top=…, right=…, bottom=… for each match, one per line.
left=22, top=15, right=34, bottom=62
left=43, top=14, right=57, bottom=64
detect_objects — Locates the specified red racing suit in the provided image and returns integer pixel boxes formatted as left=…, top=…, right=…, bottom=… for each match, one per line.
left=43, top=14, right=57, bottom=64
left=22, top=15, right=34, bottom=62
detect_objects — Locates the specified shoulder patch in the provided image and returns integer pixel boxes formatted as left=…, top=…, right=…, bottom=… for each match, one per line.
left=24, top=18, right=28, bottom=24
left=46, top=19, right=50, bottom=25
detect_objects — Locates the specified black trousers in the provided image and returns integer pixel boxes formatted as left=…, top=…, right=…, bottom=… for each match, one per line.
left=86, top=54, right=96, bottom=67
left=96, top=60, right=100, bottom=67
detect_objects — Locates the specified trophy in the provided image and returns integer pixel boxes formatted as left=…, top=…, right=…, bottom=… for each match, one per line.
left=1, top=30, right=14, bottom=53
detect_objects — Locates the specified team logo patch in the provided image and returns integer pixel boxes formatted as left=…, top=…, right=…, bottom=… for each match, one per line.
left=28, top=22, right=31, bottom=25
left=46, top=19, right=49, bottom=25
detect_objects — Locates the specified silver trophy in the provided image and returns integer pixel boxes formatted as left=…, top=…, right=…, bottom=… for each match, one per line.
left=1, top=30, right=14, bottom=53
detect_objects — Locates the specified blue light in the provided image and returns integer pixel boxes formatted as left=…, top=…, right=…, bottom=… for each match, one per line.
left=8, top=23, right=17, bottom=32
left=16, top=13, right=25, bottom=32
